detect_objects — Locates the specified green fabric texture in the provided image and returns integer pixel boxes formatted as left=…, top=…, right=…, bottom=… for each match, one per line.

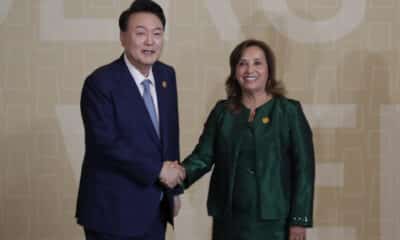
left=231, top=119, right=258, bottom=218
left=212, top=218, right=288, bottom=240
left=182, top=97, right=315, bottom=227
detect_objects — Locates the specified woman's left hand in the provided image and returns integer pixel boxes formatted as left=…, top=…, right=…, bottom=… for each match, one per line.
left=289, top=226, right=306, bottom=240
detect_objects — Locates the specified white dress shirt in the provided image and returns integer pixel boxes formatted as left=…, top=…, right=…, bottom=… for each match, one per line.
left=123, top=53, right=160, bottom=121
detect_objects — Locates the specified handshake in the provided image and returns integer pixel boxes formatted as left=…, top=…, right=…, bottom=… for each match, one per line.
left=159, top=161, right=186, bottom=189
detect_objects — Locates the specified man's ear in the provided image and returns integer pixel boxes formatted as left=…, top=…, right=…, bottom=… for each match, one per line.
left=120, top=31, right=125, bottom=47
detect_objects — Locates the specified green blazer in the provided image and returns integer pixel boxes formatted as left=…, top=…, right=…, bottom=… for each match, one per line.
left=182, top=97, right=315, bottom=227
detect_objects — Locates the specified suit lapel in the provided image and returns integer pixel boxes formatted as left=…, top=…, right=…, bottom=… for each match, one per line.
left=153, top=64, right=168, bottom=152
left=253, top=99, right=276, bottom=176
left=253, top=98, right=276, bottom=141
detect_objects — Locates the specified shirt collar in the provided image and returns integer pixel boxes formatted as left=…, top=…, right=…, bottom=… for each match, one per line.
left=123, top=53, right=155, bottom=87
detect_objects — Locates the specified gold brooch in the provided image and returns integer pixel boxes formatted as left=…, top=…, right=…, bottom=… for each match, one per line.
left=262, top=117, right=270, bottom=124
left=162, top=80, right=167, bottom=88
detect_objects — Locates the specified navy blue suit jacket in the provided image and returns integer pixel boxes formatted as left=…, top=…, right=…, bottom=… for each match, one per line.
left=76, top=55, right=180, bottom=236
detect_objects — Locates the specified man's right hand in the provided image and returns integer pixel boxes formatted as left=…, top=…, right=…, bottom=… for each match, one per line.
left=159, top=161, right=186, bottom=188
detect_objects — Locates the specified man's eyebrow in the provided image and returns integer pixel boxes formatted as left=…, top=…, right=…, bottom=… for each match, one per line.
left=134, top=26, right=164, bottom=31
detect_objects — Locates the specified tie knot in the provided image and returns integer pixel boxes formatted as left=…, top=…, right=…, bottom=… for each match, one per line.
left=141, top=79, right=152, bottom=89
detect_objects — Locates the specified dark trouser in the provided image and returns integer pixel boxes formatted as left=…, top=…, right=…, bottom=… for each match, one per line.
left=84, top=201, right=167, bottom=240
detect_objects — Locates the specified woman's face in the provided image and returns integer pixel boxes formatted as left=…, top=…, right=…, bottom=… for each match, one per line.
left=235, top=46, right=269, bottom=95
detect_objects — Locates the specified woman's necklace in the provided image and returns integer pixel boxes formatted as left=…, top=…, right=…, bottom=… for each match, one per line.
left=248, top=108, right=256, bottom=122
left=243, top=93, right=271, bottom=122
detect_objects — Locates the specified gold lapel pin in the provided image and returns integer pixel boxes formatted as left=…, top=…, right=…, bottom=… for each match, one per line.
left=262, top=117, right=270, bottom=124
left=162, top=80, right=167, bottom=88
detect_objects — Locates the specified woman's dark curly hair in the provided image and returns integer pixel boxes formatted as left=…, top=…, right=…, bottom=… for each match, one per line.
left=225, top=39, right=286, bottom=111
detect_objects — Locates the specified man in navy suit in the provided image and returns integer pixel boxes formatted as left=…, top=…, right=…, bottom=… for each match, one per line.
left=76, top=1, right=185, bottom=239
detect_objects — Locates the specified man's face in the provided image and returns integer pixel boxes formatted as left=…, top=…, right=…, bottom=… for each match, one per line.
left=120, top=12, right=164, bottom=75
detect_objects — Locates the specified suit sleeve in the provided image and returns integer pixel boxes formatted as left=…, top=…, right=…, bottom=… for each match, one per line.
left=81, top=76, right=162, bottom=186
left=288, top=101, right=315, bottom=227
left=182, top=101, right=225, bottom=188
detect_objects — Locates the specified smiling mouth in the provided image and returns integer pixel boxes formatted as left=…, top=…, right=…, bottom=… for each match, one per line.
left=142, top=50, right=156, bottom=55
left=244, top=76, right=257, bottom=81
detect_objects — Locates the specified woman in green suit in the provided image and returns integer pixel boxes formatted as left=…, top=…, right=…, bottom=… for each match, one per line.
left=182, top=39, right=315, bottom=240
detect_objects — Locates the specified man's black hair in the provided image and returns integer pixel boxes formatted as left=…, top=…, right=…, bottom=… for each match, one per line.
left=119, top=0, right=166, bottom=32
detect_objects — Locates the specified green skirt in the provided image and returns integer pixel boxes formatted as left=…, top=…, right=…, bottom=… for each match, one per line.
left=212, top=218, right=288, bottom=240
